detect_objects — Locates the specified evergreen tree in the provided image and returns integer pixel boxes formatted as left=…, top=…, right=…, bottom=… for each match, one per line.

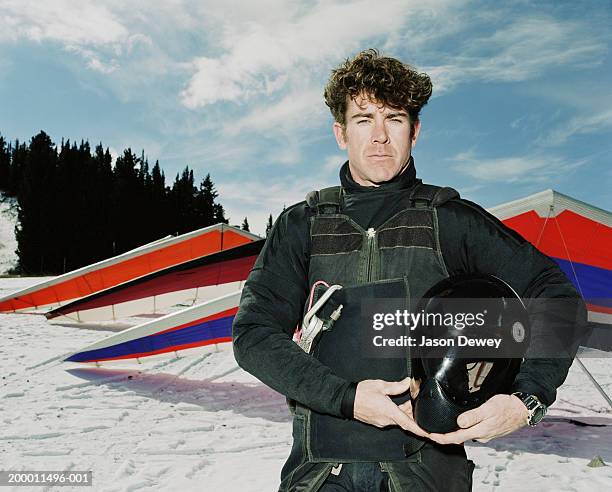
left=73, top=140, right=104, bottom=270
left=139, top=152, right=151, bottom=197
left=241, top=217, right=250, bottom=231
left=5, top=130, right=231, bottom=274
left=171, top=166, right=198, bottom=235
left=112, top=148, right=142, bottom=252
left=136, top=151, right=159, bottom=244
left=195, top=173, right=217, bottom=227
left=150, top=160, right=169, bottom=239
left=213, top=203, right=227, bottom=224
left=91, top=144, right=115, bottom=261
left=9, top=139, right=28, bottom=197
left=0, top=134, right=10, bottom=191
left=54, top=139, right=79, bottom=271
left=15, top=131, right=57, bottom=274
left=265, top=214, right=273, bottom=237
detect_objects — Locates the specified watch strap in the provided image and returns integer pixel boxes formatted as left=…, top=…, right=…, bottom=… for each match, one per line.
left=512, top=392, right=547, bottom=426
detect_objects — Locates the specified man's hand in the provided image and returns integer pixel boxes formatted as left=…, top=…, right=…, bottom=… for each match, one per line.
left=397, top=376, right=420, bottom=423
left=353, top=377, right=429, bottom=438
left=428, top=394, right=529, bottom=445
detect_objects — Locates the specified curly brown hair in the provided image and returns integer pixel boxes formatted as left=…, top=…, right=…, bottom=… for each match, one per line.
left=324, top=49, right=432, bottom=128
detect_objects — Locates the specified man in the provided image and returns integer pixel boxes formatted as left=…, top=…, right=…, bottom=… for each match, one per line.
left=232, top=49, right=587, bottom=491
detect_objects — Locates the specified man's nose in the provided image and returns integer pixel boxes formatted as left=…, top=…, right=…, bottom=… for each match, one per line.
left=371, top=120, right=389, bottom=144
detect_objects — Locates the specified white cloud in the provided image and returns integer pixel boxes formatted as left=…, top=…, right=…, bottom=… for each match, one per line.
left=324, top=153, right=346, bottom=173
left=0, top=0, right=160, bottom=75
left=451, top=151, right=588, bottom=184
left=182, top=57, right=253, bottom=108
left=222, top=88, right=325, bottom=136
left=0, top=0, right=128, bottom=45
left=0, top=0, right=136, bottom=74
left=218, top=177, right=313, bottom=235
left=509, top=117, right=524, bottom=130
left=426, top=16, right=608, bottom=94
left=456, top=184, right=483, bottom=196
left=2, top=1, right=607, bottom=104
left=180, top=0, right=455, bottom=108
left=64, top=46, right=119, bottom=74
left=541, top=109, right=612, bottom=146
left=126, top=33, right=153, bottom=53
left=86, top=57, right=117, bottom=74
left=216, top=155, right=341, bottom=233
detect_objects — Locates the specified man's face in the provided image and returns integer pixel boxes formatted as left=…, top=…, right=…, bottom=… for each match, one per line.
left=333, top=94, right=420, bottom=187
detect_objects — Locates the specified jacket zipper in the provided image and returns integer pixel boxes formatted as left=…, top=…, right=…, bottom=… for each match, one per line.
left=366, top=227, right=376, bottom=282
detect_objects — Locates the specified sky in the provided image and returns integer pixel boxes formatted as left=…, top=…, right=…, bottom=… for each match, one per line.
left=0, top=0, right=610, bottom=236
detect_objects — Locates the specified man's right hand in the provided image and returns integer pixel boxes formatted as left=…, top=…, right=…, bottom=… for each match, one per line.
left=353, top=377, right=429, bottom=438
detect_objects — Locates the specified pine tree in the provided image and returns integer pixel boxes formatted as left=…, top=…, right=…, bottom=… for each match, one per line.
left=213, top=203, right=227, bottom=224
left=15, top=131, right=57, bottom=274
left=73, top=139, right=104, bottom=270
left=112, top=148, right=142, bottom=252
left=0, top=134, right=10, bottom=191
left=92, top=144, right=114, bottom=261
left=195, top=173, right=217, bottom=227
left=241, top=217, right=250, bottom=231
left=171, top=166, right=198, bottom=234
left=9, top=139, right=28, bottom=197
left=265, top=214, right=273, bottom=237
left=54, top=139, right=79, bottom=272
left=150, top=160, right=168, bottom=239
left=5, top=130, right=231, bottom=273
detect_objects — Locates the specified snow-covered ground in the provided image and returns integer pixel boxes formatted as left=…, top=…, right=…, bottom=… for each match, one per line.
left=1, top=277, right=611, bottom=491
left=0, top=194, right=18, bottom=274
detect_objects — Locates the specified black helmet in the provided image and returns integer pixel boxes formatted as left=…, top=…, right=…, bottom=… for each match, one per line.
left=412, top=274, right=530, bottom=434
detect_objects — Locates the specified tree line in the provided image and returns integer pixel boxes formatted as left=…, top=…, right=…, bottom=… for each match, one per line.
left=0, top=131, right=247, bottom=275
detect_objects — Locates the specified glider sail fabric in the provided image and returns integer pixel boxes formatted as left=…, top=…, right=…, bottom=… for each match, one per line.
left=488, top=189, right=612, bottom=350
left=0, top=224, right=259, bottom=314
left=65, top=291, right=241, bottom=363
left=46, top=239, right=265, bottom=322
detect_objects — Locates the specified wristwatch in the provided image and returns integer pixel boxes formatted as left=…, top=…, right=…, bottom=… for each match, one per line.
left=512, top=392, right=547, bottom=426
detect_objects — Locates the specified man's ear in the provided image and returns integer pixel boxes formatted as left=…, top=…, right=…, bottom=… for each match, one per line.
left=411, top=120, right=422, bottom=147
left=333, top=122, right=348, bottom=150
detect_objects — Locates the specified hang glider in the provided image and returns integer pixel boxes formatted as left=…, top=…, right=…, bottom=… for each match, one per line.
left=64, top=188, right=610, bottom=365
left=46, top=239, right=264, bottom=323
left=488, top=189, right=612, bottom=350
left=64, top=290, right=241, bottom=364
left=0, top=224, right=259, bottom=314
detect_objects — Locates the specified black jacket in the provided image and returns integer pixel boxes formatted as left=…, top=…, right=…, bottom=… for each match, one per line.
left=232, top=160, right=588, bottom=418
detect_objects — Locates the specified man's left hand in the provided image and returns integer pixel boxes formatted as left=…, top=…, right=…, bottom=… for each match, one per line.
left=427, top=394, right=529, bottom=445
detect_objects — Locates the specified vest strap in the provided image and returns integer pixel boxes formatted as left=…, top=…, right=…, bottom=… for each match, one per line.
left=409, top=183, right=459, bottom=208
left=306, top=186, right=342, bottom=215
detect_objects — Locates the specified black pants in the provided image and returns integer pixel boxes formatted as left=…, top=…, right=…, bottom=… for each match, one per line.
left=318, top=463, right=387, bottom=491
left=280, top=442, right=475, bottom=491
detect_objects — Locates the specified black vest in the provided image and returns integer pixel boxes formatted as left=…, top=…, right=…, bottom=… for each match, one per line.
left=297, top=182, right=459, bottom=462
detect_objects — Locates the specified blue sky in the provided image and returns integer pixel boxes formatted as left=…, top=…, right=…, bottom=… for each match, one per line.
left=0, top=0, right=610, bottom=235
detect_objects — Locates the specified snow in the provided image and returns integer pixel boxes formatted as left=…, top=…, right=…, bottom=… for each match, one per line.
left=0, top=194, right=18, bottom=274
left=1, top=277, right=611, bottom=491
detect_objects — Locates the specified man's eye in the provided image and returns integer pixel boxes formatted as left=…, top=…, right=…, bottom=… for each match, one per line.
left=357, top=119, right=370, bottom=124
left=390, top=118, right=403, bottom=123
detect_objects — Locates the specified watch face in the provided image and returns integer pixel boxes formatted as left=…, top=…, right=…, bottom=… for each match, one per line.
left=530, top=405, right=546, bottom=425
